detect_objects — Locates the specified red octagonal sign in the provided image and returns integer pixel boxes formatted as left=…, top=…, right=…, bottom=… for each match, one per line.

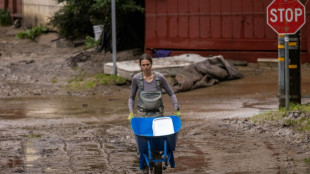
left=267, top=0, right=306, bottom=35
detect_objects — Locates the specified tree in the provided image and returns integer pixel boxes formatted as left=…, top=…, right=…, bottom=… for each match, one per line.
left=50, top=0, right=145, bottom=50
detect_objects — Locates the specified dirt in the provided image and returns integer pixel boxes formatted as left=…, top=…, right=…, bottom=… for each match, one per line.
left=1, top=26, right=310, bottom=173
left=0, top=26, right=142, bottom=97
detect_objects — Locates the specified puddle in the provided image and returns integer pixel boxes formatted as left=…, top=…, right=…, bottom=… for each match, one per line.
left=6, top=156, right=23, bottom=168
left=24, top=140, right=40, bottom=167
left=0, top=109, right=27, bottom=119
left=0, top=69, right=310, bottom=173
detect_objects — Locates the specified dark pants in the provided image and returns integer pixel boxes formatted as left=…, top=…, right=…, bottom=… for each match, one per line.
left=136, top=110, right=163, bottom=117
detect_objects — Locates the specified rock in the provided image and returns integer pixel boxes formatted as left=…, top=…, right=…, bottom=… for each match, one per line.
left=287, top=111, right=302, bottom=119
left=66, top=52, right=90, bottom=67
left=14, top=19, right=22, bottom=28
left=19, top=60, right=35, bottom=64
left=56, top=39, right=75, bottom=48
left=227, top=59, right=248, bottom=66
left=26, top=60, right=35, bottom=64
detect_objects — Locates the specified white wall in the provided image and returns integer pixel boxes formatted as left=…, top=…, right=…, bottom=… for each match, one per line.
left=23, top=0, right=63, bottom=27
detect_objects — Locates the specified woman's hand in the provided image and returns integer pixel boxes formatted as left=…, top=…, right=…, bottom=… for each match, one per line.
left=173, top=110, right=181, bottom=117
left=128, top=112, right=135, bottom=121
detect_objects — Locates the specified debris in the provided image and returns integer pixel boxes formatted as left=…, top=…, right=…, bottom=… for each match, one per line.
left=173, top=55, right=243, bottom=92
left=108, top=98, right=120, bottom=101
left=66, top=51, right=90, bottom=67
left=20, top=60, right=34, bottom=64
left=56, top=39, right=75, bottom=48
left=14, top=19, right=21, bottom=28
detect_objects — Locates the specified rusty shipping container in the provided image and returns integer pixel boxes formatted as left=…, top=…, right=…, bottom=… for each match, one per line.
left=0, top=0, right=22, bottom=20
left=145, top=0, right=310, bottom=63
left=0, top=0, right=6, bottom=9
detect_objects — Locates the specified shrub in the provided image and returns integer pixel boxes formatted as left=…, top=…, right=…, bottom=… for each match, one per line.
left=84, top=36, right=99, bottom=50
left=16, top=26, right=49, bottom=40
left=0, top=9, right=12, bottom=26
left=49, top=1, right=95, bottom=41
left=49, top=0, right=144, bottom=49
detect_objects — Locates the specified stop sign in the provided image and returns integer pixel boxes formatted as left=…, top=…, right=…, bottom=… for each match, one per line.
left=267, top=0, right=306, bottom=34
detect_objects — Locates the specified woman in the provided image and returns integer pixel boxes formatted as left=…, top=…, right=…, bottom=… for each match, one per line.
left=128, top=54, right=180, bottom=120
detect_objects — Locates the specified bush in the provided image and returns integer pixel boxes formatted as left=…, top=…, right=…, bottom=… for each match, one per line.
left=49, top=1, right=95, bottom=41
left=91, top=0, right=145, bottom=51
left=16, top=26, right=49, bottom=40
left=84, top=36, right=99, bottom=50
left=0, top=9, right=12, bottom=26
left=49, top=0, right=145, bottom=49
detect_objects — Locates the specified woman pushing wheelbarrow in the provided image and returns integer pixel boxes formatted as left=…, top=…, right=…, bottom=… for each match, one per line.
left=128, top=54, right=182, bottom=173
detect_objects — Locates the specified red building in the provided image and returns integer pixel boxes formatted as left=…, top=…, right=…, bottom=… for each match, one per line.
left=0, top=0, right=22, bottom=21
left=144, top=0, right=310, bottom=63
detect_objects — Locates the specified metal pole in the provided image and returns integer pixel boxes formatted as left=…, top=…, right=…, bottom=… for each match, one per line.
left=284, top=35, right=290, bottom=110
left=288, top=33, right=301, bottom=104
left=278, top=35, right=285, bottom=108
left=111, top=0, right=117, bottom=75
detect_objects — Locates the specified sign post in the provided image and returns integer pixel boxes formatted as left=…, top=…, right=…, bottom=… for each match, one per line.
left=284, top=35, right=290, bottom=110
left=267, top=0, right=306, bottom=110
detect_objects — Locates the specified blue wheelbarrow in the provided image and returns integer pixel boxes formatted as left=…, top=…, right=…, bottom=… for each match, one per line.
left=131, top=116, right=181, bottom=173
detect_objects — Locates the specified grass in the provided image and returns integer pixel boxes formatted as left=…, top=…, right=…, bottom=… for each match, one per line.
left=250, top=103, right=310, bottom=133
left=250, top=110, right=286, bottom=124
left=51, top=78, right=58, bottom=84
left=94, top=73, right=126, bottom=85
left=296, top=117, right=310, bottom=132
left=84, top=36, right=99, bottom=50
left=66, top=72, right=126, bottom=91
left=0, top=9, right=12, bottom=26
left=22, top=134, right=41, bottom=138
left=304, top=158, right=310, bottom=164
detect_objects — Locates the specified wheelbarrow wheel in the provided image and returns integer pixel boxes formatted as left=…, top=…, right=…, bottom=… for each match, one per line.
left=142, top=165, right=151, bottom=174
left=153, top=152, right=162, bottom=174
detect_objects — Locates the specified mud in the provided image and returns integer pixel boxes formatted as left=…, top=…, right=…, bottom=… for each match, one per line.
left=0, top=26, right=141, bottom=97
left=0, top=69, right=310, bottom=173
left=2, top=26, right=310, bottom=173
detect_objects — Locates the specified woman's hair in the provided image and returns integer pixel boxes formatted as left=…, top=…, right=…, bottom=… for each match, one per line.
left=139, top=53, right=153, bottom=66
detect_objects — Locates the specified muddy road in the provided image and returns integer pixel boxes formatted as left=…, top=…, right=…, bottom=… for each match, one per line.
left=1, top=67, right=310, bottom=174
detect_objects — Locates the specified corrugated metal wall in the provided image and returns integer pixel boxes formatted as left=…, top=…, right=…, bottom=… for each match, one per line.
left=0, top=0, right=7, bottom=9
left=23, top=0, right=63, bottom=27
left=145, top=0, right=310, bottom=63
left=0, top=0, right=22, bottom=19
left=0, top=0, right=62, bottom=27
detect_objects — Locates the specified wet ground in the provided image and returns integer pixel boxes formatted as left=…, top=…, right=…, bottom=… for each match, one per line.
left=1, top=67, right=310, bottom=174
